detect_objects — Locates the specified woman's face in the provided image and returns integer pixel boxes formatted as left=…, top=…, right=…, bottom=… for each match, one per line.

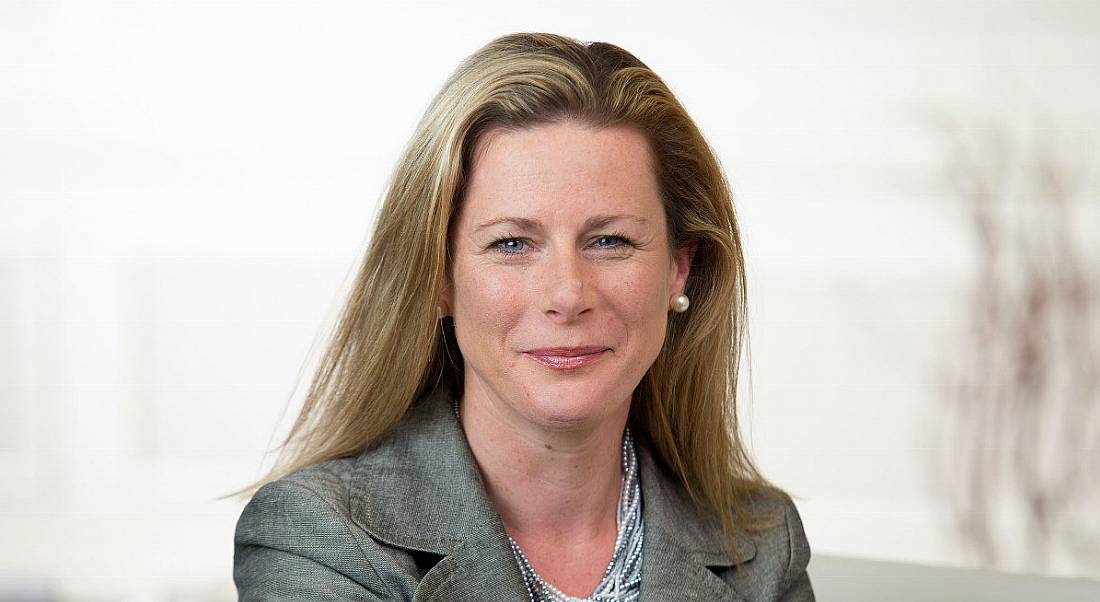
left=445, top=121, right=692, bottom=433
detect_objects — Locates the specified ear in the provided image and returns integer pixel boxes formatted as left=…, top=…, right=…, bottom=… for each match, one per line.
left=671, top=238, right=697, bottom=296
left=438, top=278, right=453, bottom=318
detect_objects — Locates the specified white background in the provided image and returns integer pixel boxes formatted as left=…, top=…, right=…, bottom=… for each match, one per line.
left=2, top=1, right=1098, bottom=599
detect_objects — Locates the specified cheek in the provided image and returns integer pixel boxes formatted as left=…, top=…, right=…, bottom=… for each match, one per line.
left=453, top=263, right=526, bottom=341
left=607, top=263, right=672, bottom=336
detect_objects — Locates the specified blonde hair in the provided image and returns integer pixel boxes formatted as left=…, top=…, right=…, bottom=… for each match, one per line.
left=251, top=32, right=781, bottom=558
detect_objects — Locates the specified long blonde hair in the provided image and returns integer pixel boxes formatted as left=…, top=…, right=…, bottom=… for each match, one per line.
left=251, top=32, right=780, bottom=557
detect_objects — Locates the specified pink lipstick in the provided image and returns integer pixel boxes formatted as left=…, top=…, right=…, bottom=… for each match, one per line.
left=524, top=346, right=609, bottom=370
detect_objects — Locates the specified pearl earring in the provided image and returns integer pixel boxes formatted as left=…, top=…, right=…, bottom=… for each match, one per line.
left=671, top=293, right=690, bottom=313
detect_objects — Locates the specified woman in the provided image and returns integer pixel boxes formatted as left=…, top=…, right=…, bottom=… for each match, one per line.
left=234, top=33, right=813, bottom=601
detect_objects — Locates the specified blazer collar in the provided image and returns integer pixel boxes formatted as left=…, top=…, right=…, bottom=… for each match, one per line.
left=347, top=386, right=754, bottom=600
left=637, top=443, right=756, bottom=600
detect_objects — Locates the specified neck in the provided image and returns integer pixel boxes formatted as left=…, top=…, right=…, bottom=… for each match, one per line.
left=458, top=389, right=628, bottom=544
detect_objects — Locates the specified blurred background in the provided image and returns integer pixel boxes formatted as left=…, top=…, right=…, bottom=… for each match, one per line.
left=2, top=1, right=1098, bottom=600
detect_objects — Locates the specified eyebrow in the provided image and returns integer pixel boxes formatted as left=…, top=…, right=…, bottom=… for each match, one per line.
left=474, top=214, right=649, bottom=233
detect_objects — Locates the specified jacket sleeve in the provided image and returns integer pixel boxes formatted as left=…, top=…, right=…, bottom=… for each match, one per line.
left=778, top=495, right=815, bottom=601
left=233, top=478, right=395, bottom=601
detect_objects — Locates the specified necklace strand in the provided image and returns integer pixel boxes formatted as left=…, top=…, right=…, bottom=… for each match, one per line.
left=450, top=400, right=643, bottom=601
left=508, top=429, right=643, bottom=602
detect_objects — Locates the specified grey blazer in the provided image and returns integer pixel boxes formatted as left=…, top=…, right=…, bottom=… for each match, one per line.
left=234, top=387, right=814, bottom=600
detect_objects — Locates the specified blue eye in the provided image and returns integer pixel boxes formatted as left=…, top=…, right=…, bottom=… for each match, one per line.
left=598, top=232, right=642, bottom=248
left=493, top=238, right=526, bottom=253
left=595, top=235, right=624, bottom=247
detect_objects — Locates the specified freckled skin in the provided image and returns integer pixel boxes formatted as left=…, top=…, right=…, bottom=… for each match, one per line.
left=444, top=121, right=692, bottom=436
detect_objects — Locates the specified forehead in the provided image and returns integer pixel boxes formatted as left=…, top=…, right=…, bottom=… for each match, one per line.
left=458, top=121, right=663, bottom=225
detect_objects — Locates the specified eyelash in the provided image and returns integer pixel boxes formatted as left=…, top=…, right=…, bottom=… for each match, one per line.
left=488, top=232, right=637, bottom=255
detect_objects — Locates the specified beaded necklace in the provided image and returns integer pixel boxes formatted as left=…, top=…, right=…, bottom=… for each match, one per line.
left=508, top=429, right=644, bottom=602
left=452, top=400, right=644, bottom=601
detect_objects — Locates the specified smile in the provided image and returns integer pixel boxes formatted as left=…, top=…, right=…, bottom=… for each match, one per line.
left=523, top=347, right=610, bottom=370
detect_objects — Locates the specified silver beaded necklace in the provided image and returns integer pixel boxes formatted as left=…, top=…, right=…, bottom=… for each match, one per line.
left=452, top=400, right=644, bottom=601
left=508, top=429, right=644, bottom=602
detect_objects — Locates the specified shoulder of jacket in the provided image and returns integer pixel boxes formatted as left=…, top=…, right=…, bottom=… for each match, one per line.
left=234, top=455, right=402, bottom=597
left=269, top=455, right=360, bottom=506
left=728, top=489, right=811, bottom=594
left=239, top=456, right=364, bottom=537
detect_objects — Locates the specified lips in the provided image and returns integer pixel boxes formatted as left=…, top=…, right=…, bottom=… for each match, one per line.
left=524, top=346, right=610, bottom=370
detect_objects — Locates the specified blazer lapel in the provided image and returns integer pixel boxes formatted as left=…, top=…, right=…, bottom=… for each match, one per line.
left=348, top=386, right=531, bottom=600
left=640, top=532, right=746, bottom=601
left=412, top=525, right=529, bottom=601
left=638, top=444, right=755, bottom=601
left=348, top=386, right=756, bottom=600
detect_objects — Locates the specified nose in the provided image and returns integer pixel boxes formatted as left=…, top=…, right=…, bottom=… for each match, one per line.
left=542, top=249, right=593, bottom=323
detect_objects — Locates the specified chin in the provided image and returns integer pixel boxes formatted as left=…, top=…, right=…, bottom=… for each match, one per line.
left=522, top=383, right=630, bottom=431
